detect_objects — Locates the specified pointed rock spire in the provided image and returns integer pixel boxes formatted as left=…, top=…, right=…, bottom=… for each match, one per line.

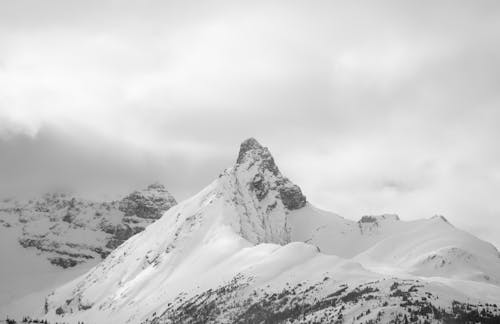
left=233, top=138, right=306, bottom=211
left=236, top=138, right=263, bottom=164
left=235, top=138, right=279, bottom=175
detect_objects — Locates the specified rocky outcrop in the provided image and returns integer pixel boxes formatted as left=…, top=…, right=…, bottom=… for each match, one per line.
left=279, top=185, right=306, bottom=210
left=236, top=138, right=306, bottom=211
left=359, top=214, right=400, bottom=224
left=104, top=223, right=146, bottom=249
left=228, top=138, right=307, bottom=245
left=236, top=138, right=280, bottom=175
left=48, top=257, right=81, bottom=268
left=119, top=183, right=177, bottom=219
left=359, top=216, right=378, bottom=223
left=237, top=138, right=265, bottom=164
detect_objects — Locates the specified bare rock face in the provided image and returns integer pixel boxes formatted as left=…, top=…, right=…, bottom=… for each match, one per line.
left=236, top=138, right=306, bottom=211
left=357, top=214, right=401, bottom=235
left=48, top=257, right=81, bottom=269
left=236, top=138, right=264, bottom=164
left=359, top=214, right=400, bottom=224
left=279, top=185, right=306, bottom=210
left=237, top=138, right=280, bottom=175
left=104, top=223, right=145, bottom=249
left=119, top=183, right=177, bottom=219
left=228, top=138, right=307, bottom=245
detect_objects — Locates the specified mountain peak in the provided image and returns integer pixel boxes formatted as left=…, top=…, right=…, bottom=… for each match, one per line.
left=232, top=138, right=306, bottom=213
left=237, top=138, right=263, bottom=160
left=235, top=138, right=280, bottom=176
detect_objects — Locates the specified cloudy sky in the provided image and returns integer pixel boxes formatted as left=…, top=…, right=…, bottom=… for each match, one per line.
left=1, top=1, right=500, bottom=247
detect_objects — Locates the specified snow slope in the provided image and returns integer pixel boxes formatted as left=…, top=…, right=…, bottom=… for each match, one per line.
left=22, top=139, right=500, bottom=323
left=289, top=208, right=500, bottom=284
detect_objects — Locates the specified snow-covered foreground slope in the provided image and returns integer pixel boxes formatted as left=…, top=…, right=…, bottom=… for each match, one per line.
left=31, top=139, right=500, bottom=323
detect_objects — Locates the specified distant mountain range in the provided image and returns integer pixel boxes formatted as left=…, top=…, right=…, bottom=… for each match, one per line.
left=0, top=183, right=176, bottom=268
left=0, top=183, right=176, bottom=310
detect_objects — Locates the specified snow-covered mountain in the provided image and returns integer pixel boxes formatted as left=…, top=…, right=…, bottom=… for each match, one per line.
left=0, top=184, right=176, bottom=311
left=12, top=139, right=500, bottom=323
left=290, top=211, right=500, bottom=284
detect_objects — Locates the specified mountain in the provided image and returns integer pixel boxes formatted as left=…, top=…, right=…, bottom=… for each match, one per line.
left=14, top=139, right=500, bottom=323
left=0, top=184, right=176, bottom=311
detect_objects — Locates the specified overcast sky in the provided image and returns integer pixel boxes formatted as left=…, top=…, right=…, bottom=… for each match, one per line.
left=1, top=1, right=500, bottom=248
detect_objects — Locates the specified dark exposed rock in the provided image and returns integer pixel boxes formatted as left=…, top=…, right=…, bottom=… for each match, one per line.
left=279, top=185, right=306, bottom=210
left=237, top=138, right=263, bottom=164
left=100, top=221, right=116, bottom=235
left=19, top=237, right=94, bottom=263
left=236, top=138, right=279, bottom=175
left=105, top=239, right=123, bottom=250
left=359, top=216, right=378, bottom=223
left=104, top=223, right=146, bottom=249
left=114, top=223, right=135, bottom=240
left=62, top=211, right=75, bottom=223
left=119, top=183, right=177, bottom=219
left=250, top=174, right=269, bottom=201
left=359, top=214, right=400, bottom=224
left=123, top=216, right=141, bottom=224
left=236, top=138, right=307, bottom=210
left=48, top=257, right=80, bottom=268
left=92, top=247, right=110, bottom=259
left=19, top=237, right=48, bottom=250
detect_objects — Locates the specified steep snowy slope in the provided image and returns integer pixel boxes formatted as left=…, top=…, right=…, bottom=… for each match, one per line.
left=41, top=138, right=500, bottom=324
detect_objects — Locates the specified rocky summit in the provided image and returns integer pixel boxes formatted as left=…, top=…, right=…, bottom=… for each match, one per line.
left=236, top=138, right=306, bottom=211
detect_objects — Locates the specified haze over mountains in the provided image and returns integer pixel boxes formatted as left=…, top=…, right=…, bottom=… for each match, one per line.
left=5, top=138, right=494, bottom=323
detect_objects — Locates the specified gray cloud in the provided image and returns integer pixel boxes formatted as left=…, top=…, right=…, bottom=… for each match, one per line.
left=1, top=0, right=500, bottom=248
